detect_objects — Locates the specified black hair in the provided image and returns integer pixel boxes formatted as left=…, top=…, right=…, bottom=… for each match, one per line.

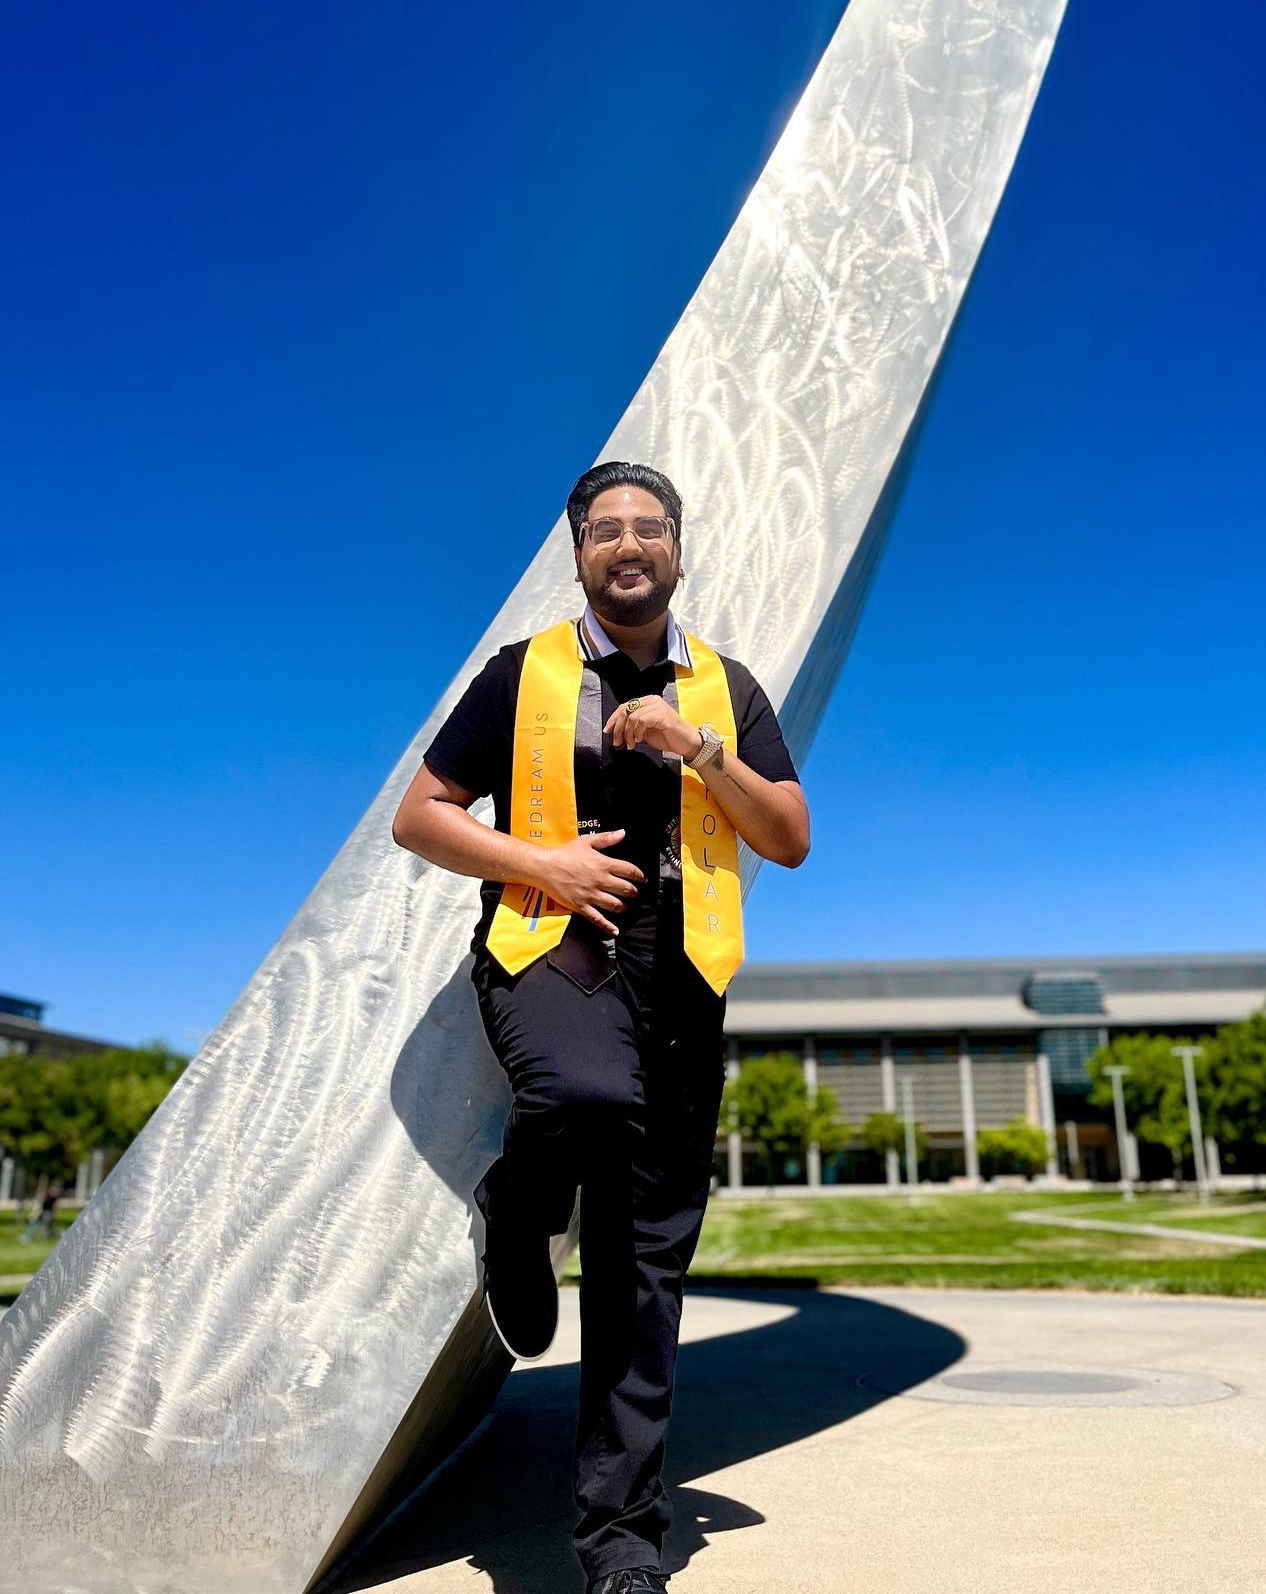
left=565, top=460, right=683, bottom=548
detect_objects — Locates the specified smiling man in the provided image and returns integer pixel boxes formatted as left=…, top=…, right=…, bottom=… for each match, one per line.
left=391, top=461, right=808, bottom=1594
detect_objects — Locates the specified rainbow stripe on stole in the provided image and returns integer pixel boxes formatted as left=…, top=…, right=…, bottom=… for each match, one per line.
left=485, top=617, right=744, bottom=995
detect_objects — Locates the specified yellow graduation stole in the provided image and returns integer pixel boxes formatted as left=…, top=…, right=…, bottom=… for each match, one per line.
left=485, top=617, right=744, bottom=995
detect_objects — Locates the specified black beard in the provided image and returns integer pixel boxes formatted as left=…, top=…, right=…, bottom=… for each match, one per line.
left=582, top=567, right=678, bottom=628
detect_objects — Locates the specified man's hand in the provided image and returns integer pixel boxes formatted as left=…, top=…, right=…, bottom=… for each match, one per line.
left=537, top=828, right=646, bottom=937
left=604, top=694, right=703, bottom=759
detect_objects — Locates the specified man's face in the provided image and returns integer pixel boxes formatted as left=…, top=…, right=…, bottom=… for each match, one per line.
left=574, top=483, right=682, bottom=627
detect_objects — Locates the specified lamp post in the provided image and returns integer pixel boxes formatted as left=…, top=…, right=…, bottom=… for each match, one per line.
left=1103, top=1065, right=1134, bottom=1202
left=1172, top=1043, right=1210, bottom=1205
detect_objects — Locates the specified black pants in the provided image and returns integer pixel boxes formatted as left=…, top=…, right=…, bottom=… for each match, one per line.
left=471, top=905, right=726, bottom=1581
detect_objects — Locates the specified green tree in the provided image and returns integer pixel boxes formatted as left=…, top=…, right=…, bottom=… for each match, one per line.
left=0, top=1041, right=187, bottom=1181
left=722, top=1052, right=851, bottom=1185
left=0, top=1052, right=98, bottom=1175
left=862, top=1110, right=927, bottom=1169
left=977, top=1118, right=1050, bottom=1177
left=1086, top=1032, right=1205, bottom=1178
left=90, top=1043, right=187, bottom=1149
left=1204, top=1011, right=1266, bottom=1167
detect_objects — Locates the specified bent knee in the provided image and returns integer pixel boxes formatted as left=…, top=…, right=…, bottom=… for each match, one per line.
left=524, top=1062, right=641, bottom=1121
left=570, top=1074, right=641, bottom=1115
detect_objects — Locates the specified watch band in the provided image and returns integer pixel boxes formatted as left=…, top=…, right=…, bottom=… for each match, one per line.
left=686, top=721, right=724, bottom=771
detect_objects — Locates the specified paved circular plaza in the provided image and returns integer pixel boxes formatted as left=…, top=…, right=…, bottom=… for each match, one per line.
left=337, top=1283, right=1266, bottom=1594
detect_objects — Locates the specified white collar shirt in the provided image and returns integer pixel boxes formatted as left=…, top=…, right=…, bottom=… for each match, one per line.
left=577, top=601, right=693, bottom=668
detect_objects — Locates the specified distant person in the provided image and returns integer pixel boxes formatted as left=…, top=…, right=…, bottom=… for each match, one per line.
left=18, top=1179, right=61, bottom=1244
left=39, top=1179, right=62, bottom=1237
left=393, top=460, right=809, bottom=1593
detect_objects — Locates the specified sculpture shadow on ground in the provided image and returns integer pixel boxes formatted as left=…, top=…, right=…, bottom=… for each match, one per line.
left=322, top=1285, right=965, bottom=1594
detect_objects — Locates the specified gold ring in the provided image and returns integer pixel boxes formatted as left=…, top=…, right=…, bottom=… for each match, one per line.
left=626, top=698, right=641, bottom=712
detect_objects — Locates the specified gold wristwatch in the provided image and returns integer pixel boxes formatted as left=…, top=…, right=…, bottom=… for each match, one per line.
left=686, top=721, right=724, bottom=772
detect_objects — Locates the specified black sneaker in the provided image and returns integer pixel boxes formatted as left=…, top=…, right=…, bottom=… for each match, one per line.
left=481, top=1214, right=558, bottom=1362
left=587, top=1570, right=668, bottom=1594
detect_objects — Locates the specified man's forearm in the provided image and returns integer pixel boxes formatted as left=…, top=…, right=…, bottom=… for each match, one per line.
left=696, top=749, right=809, bottom=867
left=393, top=800, right=552, bottom=890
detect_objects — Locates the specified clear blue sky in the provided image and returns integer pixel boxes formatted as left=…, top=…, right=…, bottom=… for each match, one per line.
left=3, top=1, right=1262, bottom=1053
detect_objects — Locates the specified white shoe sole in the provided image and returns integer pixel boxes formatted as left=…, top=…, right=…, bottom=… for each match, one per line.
left=483, top=1267, right=558, bottom=1363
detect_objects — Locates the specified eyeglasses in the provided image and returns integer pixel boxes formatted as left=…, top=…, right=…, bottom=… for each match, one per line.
left=580, top=515, right=677, bottom=548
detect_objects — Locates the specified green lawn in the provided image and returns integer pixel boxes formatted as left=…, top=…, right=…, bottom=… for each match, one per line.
left=1092, top=1192, right=1266, bottom=1239
left=0, top=1209, right=78, bottom=1295
left=7, top=1192, right=1266, bottom=1306
left=564, top=1189, right=1266, bottom=1296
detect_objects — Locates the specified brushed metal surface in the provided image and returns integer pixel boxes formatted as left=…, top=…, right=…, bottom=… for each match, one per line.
left=0, top=2, right=1065, bottom=1589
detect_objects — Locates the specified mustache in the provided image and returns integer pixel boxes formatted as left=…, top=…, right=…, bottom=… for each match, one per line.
left=582, top=564, right=678, bottom=626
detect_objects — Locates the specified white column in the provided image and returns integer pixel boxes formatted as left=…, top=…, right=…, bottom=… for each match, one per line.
left=803, top=1036, right=821, bottom=1187
left=1064, top=1118, right=1081, bottom=1179
left=1035, top=1051, right=1058, bottom=1178
left=881, top=1034, right=899, bottom=1187
left=958, top=1033, right=979, bottom=1182
left=901, top=1076, right=919, bottom=1187
left=726, top=1038, right=743, bottom=1191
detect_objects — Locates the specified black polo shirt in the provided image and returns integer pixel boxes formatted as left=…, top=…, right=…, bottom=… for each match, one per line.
left=422, top=619, right=798, bottom=962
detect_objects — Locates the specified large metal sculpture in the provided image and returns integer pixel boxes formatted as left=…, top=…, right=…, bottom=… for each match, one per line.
left=0, top=2, right=1066, bottom=1589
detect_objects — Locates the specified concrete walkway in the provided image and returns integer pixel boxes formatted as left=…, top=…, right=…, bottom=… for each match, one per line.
left=332, top=1284, right=1266, bottom=1594
left=1010, top=1207, right=1266, bottom=1250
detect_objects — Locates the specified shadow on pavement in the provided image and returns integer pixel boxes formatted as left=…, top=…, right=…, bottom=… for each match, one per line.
left=324, top=1285, right=964, bottom=1594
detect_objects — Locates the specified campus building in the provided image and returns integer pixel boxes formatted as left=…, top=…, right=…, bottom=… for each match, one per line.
left=0, top=994, right=123, bottom=1205
left=0, top=993, right=117, bottom=1061
left=716, top=951, right=1266, bottom=1187
left=8, top=956, right=1266, bottom=1190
